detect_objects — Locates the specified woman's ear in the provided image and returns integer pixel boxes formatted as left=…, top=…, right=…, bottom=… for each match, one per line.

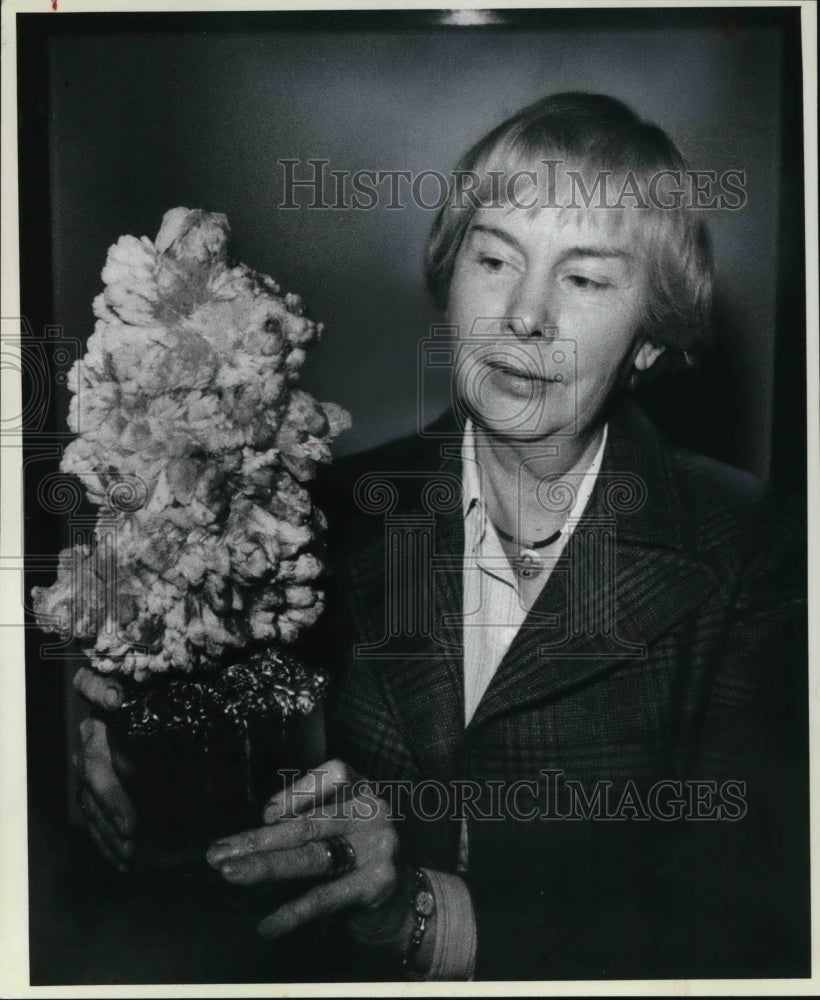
left=634, top=341, right=665, bottom=372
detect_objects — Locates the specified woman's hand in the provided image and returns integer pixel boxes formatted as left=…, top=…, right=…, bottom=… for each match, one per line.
left=73, top=663, right=126, bottom=712
left=206, top=759, right=405, bottom=940
left=72, top=666, right=135, bottom=870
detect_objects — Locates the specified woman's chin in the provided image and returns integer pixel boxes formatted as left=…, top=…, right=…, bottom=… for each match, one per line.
left=461, top=405, right=565, bottom=442
left=457, top=384, right=568, bottom=440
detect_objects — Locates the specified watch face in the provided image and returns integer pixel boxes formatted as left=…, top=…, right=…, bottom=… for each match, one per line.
left=415, top=890, right=435, bottom=918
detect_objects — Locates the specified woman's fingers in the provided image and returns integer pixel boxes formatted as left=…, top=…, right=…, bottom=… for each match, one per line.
left=78, top=718, right=136, bottom=838
left=208, top=811, right=366, bottom=865
left=73, top=666, right=124, bottom=710
left=209, top=755, right=400, bottom=915
left=77, top=786, right=135, bottom=864
left=263, top=758, right=353, bottom=822
left=218, top=839, right=332, bottom=885
left=207, top=759, right=403, bottom=935
left=257, top=868, right=373, bottom=939
left=208, top=819, right=317, bottom=864
left=210, top=821, right=399, bottom=901
left=85, top=811, right=129, bottom=874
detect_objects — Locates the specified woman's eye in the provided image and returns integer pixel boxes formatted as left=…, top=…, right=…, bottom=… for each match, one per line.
left=478, top=255, right=507, bottom=273
left=567, top=274, right=607, bottom=290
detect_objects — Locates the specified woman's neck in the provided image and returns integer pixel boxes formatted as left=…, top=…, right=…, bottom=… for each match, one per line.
left=474, top=421, right=606, bottom=542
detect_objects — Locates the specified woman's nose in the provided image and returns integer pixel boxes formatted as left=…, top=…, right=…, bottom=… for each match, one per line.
left=505, top=276, right=557, bottom=341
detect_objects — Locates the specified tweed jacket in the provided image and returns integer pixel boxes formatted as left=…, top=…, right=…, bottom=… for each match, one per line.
left=305, top=399, right=808, bottom=981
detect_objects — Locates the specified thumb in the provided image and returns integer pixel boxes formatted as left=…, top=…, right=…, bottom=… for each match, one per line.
left=73, top=666, right=125, bottom=710
left=264, top=758, right=353, bottom=823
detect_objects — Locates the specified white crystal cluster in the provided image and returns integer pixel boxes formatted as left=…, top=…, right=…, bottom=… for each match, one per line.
left=33, top=208, right=350, bottom=680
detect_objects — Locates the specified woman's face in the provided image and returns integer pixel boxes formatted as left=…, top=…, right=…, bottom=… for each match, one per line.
left=447, top=197, right=660, bottom=442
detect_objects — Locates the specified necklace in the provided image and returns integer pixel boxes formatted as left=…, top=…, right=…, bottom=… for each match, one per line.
left=492, top=522, right=562, bottom=579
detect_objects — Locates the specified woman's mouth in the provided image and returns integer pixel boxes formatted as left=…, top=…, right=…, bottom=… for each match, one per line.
left=485, top=358, right=560, bottom=383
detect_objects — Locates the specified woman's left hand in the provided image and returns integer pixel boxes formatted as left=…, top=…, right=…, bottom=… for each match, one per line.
left=206, top=758, right=403, bottom=939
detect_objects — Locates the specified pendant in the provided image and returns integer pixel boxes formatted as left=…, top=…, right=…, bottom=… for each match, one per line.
left=513, top=549, right=543, bottom=578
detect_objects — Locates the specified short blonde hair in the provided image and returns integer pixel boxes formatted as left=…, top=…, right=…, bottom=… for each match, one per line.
left=425, top=92, right=712, bottom=361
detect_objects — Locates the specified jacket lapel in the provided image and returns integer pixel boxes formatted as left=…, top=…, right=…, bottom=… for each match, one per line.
left=467, top=402, right=721, bottom=732
left=345, top=426, right=467, bottom=782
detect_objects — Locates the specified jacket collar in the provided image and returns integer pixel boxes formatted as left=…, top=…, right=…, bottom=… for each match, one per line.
left=595, top=399, right=688, bottom=550
left=430, top=397, right=699, bottom=548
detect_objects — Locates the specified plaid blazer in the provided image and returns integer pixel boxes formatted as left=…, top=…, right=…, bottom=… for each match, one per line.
left=305, top=399, right=808, bottom=980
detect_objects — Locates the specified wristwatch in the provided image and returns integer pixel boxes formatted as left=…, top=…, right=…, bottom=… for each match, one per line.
left=402, top=867, right=436, bottom=971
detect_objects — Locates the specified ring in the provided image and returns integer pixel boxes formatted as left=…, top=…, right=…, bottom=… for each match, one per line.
left=323, top=835, right=357, bottom=879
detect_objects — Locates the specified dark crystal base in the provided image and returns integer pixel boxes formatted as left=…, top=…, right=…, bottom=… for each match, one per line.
left=107, top=714, right=311, bottom=868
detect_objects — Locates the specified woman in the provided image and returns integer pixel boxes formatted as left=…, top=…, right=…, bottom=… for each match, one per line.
left=74, top=93, right=807, bottom=980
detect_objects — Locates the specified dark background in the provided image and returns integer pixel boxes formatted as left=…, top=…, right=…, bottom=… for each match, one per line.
left=17, top=5, right=806, bottom=984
